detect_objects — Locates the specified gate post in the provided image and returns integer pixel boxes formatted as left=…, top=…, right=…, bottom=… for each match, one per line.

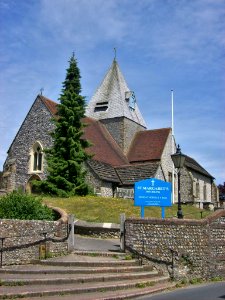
left=67, top=214, right=74, bottom=252
left=120, top=213, right=126, bottom=252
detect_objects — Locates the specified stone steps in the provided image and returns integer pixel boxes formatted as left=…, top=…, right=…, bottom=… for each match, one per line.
left=39, top=259, right=139, bottom=267
left=0, top=270, right=159, bottom=284
left=0, top=251, right=173, bottom=299
left=0, top=264, right=152, bottom=275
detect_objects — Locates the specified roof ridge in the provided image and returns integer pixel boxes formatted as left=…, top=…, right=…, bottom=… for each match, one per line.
left=184, top=154, right=214, bottom=178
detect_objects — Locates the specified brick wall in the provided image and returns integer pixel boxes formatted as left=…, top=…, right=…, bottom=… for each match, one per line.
left=125, top=210, right=225, bottom=280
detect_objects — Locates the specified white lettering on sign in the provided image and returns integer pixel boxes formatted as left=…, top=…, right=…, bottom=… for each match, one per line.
left=140, top=186, right=169, bottom=191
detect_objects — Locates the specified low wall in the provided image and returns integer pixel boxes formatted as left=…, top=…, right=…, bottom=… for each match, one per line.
left=0, top=207, right=69, bottom=266
left=74, top=219, right=120, bottom=238
left=125, top=210, right=225, bottom=280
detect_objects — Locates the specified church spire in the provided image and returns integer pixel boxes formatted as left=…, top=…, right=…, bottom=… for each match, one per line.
left=85, top=59, right=146, bottom=128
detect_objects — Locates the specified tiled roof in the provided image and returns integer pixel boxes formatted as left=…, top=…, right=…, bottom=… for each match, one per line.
left=87, top=160, right=121, bottom=183
left=39, top=95, right=128, bottom=166
left=82, top=117, right=129, bottom=166
left=85, top=60, right=147, bottom=128
left=127, top=128, right=171, bottom=163
left=115, top=162, right=160, bottom=185
left=40, top=95, right=58, bottom=116
left=184, top=155, right=214, bottom=179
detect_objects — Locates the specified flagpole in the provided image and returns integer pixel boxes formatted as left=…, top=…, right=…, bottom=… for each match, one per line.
left=171, top=90, right=175, bottom=204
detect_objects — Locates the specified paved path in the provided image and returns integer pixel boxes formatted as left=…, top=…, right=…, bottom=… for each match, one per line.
left=74, top=234, right=121, bottom=252
left=136, top=281, right=225, bottom=300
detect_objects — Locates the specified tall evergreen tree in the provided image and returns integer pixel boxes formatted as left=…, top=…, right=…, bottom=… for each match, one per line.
left=36, top=54, right=91, bottom=197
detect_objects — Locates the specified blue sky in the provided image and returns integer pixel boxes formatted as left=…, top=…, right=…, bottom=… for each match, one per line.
left=0, top=0, right=224, bottom=184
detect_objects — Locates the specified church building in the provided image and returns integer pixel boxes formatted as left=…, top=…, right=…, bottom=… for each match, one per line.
left=1, top=59, right=218, bottom=208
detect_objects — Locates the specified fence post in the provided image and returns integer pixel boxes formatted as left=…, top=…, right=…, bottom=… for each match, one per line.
left=0, top=238, right=5, bottom=268
left=67, top=214, right=75, bottom=252
left=120, top=213, right=126, bottom=252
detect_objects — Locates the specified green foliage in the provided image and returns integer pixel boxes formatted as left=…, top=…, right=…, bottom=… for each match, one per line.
left=135, top=281, right=155, bottom=288
left=211, top=276, right=224, bottom=282
left=34, top=53, right=91, bottom=197
left=189, top=277, right=203, bottom=285
left=0, top=191, right=54, bottom=220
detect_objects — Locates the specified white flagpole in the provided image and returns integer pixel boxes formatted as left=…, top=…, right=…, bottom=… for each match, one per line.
left=171, top=90, right=175, bottom=204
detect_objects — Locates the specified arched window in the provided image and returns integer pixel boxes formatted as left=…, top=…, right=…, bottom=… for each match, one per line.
left=30, top=142, right=43, bottom=172
left=196, top=181, right=200, bottom=199
left=203, top=183, right=207, bottom=201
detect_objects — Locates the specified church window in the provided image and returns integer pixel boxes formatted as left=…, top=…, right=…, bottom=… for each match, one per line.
left=168, top=172, right=172, bottom=182
left=203, top=183, right=207, bottom=201
left=94, top=102, right=108, bottom=112
left=31, top=142, right=43, bottom=172
left=196, top=181, right=200, bottom=199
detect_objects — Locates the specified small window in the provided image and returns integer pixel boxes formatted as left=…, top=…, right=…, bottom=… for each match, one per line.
left=94, top=101, right=108, bottom=112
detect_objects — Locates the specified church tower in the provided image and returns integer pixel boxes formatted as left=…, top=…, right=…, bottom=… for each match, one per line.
left=86, top=59, right=147, bottom=153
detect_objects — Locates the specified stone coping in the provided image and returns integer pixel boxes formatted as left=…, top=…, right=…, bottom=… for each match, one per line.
left=74, top=218, right=120, bottom=230
left=126, top=209, right=225, bottom=225
left=47, top=205, right=68, bottom=223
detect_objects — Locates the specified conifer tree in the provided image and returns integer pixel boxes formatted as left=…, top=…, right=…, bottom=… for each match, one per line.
left=36, top=54, right=91, bottom=196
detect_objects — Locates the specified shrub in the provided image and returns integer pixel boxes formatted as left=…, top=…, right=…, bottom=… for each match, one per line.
left=0, top=191, right=54, bottom=220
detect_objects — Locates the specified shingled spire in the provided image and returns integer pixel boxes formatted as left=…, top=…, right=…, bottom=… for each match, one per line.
left=86, top=59, right=147, bottom=153
left=86, top=59, right=146, bottom=127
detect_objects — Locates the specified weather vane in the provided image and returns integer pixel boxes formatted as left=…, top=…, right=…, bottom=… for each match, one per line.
left=40, top=88, right=44, bottom=95
left=114, top=47, right=117, bottom=60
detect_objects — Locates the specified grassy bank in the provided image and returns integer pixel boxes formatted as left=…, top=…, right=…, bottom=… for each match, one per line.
left=43, top=196, right=212, bottom=223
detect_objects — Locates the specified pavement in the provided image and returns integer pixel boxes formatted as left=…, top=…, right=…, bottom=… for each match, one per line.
left=74, top=234, right=121, bottom=252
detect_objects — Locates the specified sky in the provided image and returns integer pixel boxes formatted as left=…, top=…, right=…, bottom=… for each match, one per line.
left=0, top=0, right=224, bottom=184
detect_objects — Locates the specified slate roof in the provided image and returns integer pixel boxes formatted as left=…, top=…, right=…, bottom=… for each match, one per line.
left=85, top=59, right=147, bottom=128
left=87, top=160, right=120, bottom=183
left=115, top=162, right=160, bottom=185
left=127, top=128, right=171, bottom=163
left=184, top=155, right=214, bottom=179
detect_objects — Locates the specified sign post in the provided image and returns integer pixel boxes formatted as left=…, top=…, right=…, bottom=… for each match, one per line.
left=134, top=178, right=172, bottom=219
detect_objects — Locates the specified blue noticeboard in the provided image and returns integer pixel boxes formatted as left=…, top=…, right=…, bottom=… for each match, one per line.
left=134, top=178, right=172, bottom=218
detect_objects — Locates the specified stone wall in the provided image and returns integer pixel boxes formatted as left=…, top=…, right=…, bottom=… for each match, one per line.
left=74, top=219, right=120, bottom=239
left=3, top=97, right=55, bottom=192
left=160, top=130, right=174, bottom=182
left=125, top=210, right=225, bottom=280
left=85, top=163, right=114, bottom=197
left=0, top=217, right=68, bottom=266
left=180, top=168, right=194, bottom=203
left=101, top=117, right=145, bottom=153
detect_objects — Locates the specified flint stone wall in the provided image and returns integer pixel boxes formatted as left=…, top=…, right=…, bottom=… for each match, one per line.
left=101, top=117, right=145, bottom=153
left=0, top=217, right=68, bottom=266
left=125, top=210, right=225, bottom=280
left=74, top=219, right=120, bottom=238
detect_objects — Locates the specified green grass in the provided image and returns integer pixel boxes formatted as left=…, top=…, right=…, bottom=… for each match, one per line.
left=43, top=195, right=212, bottom=223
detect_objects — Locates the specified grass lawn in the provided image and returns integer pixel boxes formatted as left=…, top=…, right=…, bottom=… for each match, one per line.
left=43, top=195, right=212, bottom=223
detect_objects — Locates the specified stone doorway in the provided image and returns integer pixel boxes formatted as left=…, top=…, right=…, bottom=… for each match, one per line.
left=26, top=174, right=41, bottom=193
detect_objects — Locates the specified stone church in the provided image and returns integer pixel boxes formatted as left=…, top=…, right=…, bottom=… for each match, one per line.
left=1, top=59, right=218, bottom=208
